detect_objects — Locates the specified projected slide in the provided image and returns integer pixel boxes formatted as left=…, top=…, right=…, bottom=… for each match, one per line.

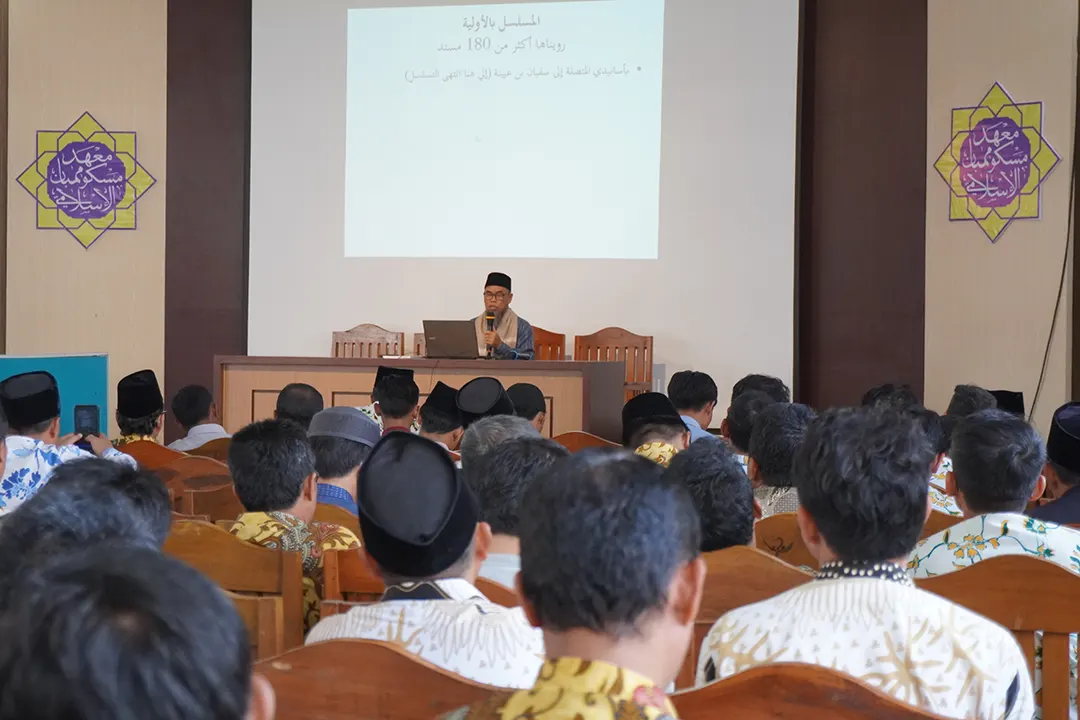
left=344, top=0, right=665, bottom=259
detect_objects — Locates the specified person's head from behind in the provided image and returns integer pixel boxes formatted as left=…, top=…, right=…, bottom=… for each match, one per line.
left=0, top=546, right=274, bottom=720
left=229, top=419, right=318, bottom=523
left=418, top=381, right=464, bottom=450
left=465, top=437, right=569, bottom=540
left=907, top=405, right=949, bottom=475
left=622, top=392, right=690, bottom=454
left=308, top=407, right=380, bottom=494
left=948, top=409, right=1046, bottom=516
left=170, top=385, right=217, bottom=432
left=667, top=371, right=719, bottom=430
left=747, top=402, right=816, bottom=489
left=116, top=370, right=166, bottom=440
left=1045, top=402, right=1080, bottom=499
left=795, top=407, right=934, bottom=566
left=518, top=449, right=704, bottom=688
left=357, top=433, right=491, bottom=586
left=0, top=371, right=62, bottom=443
left=946, top=384, right=998, bottom=417
left=725, top=390, right=776, bottom=454
left=459, top=414, right=539, bottom=468
left=665, top=441, right=754, bottom=552
left=730, top=374, right=790, bottom=406
left=274, top=383, right=324, bottom=430
left=373, top=374, right=420, bottom=428
left=506, top=383, right=547, bottom=433
left=861, top=383, right=919, bottom=411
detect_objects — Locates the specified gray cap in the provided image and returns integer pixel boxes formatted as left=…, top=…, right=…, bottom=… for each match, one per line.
left=308, top=407, right=381, bottom=448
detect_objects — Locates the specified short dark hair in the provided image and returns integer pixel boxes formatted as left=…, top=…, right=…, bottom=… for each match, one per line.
left=519, top=449, right=700, bottom=637
left=373, top=374, right=420, bottom=419
left=951, top=409, right=1046, bottom=514
left=170, top=385, right=213, bottom=430
left=0, top=546, right=251, bottom=720
left=667, top=371, right=718, bottom=413
left=748, top=403, right=816, bottom=488
left=665, top=441, right=753, bottom=552
left=228, top=419, right=315, bottom=512
left=419, top=405, right=462, bottom=435
left=310, top=435, right=371, bottom=480
left=731, top=374, right=790, bottom=405
left=628, top=420, right=687, bottom=450
left=946, top=384, right=997, bottom=417
left=116, top=412, right=161, bottom=437
left=726, top=390, right=776, bottom=453
left=9, top=417, right=55, bottom=436
left=275, top=383, right=324, bottom=430
left=861, top=383, right=919, bottom=410
left=46, top=459, right=172, bottom=546
left=459, top=415, right=539, bottom=467
left=464, top=437, right=569, bottom=536
left=795, top=407, right=933, bottom=563
left=908, top=406, right=949, bottom=456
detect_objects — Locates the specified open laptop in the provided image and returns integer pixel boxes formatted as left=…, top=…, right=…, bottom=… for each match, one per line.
left=423, top=320, right=485, bottom=359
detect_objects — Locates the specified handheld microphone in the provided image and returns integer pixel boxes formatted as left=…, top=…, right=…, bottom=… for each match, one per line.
left=485, top=313, right=496, bottom=357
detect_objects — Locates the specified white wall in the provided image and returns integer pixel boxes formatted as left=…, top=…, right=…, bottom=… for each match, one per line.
left=249, top=0, right=799, bottom=404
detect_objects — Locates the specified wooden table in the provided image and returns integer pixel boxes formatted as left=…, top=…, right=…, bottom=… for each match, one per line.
left=214, top=356, right=625, bottom=441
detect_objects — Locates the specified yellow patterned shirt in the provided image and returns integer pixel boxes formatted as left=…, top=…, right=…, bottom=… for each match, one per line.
left=113, top=434, right=158, bottom=448
left=928, top=456, right=962, bottom=516
left=230, top=510, right=361, bottom=630
left=444, top=658, right=679, bottom=720
left=634, top=442, right=680, bottom=467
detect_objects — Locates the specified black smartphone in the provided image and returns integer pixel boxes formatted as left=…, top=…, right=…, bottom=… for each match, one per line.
left=74, top=404, right=100, bottom=437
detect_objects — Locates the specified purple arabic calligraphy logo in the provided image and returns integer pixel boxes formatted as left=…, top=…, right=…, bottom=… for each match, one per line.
left=959, top=118, right=1031, bottom=209
left=45, top=141, right=128, bottom=220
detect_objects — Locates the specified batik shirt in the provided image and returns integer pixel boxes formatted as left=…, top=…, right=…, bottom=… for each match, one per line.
left=0, top=436, right=137, bottom=516
left=697, top=561, right=1034, bottom=720
left=928, top=455, right=962, bottom=516
left=230, top=510, right=361, bottom=630
left=306, top=578, right=544, bottom=689
left=909, top=513, right=1080, bottom=718
left=358, top=404, right=420, bottom=434
left=444, top=658, right=678, bottom=720
left=754, top=486, right=799, bottom=517
left=634, top=442, right=680, bottom=467
left=114, top=434, right=158, bottom=447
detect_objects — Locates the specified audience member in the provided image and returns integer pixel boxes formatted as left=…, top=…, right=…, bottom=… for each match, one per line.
left=729, top=374, right=791, bottom=405
left=448, top=449, right=705, bottom=719
left=0, top=546, right=274, bottom=720
left=457, top=376, right=516, bottom=428
left=910, top=406, right=962, bottom=516
left=306, top=433, right=544, bottom=688
left=459, top=415, right=539, bottom=468
left=942, top=383, right=997, bottom=444
left=723, top=389, right=776, bottom=464
left=667, top=370, right=722, bottom=444
left=308, top=407, right=380, bottom=516
left=358, top=367, right=420, bottom=433
left=861, top=382, right=918, bottom=410
left=0, top=371, right=134, bottom=515
left=665, top=441, right=755, bottom=552
left=373, top=369, right=420, bottom=435
left=747, top=402, right=815, bottom=517
left=114, top=370, right=166, bottom=447
left=228, top=419, right=361, bottom=629
left=418, top=381, right=465, bottom=454
left=167, top=384, right=230, bottom=451
left=622, top=392, right=689, bottom=467
left=991, top=390, right=1026, bottom=417
left=274, top=382, right=324, bottom=430
left=464, top=436, right=569, bottom=587
left=506, top=383, right=547, bottom=433
left=1031, top=402, right=1080, bottom=523
left=697, top=407, right=1033, bottom=719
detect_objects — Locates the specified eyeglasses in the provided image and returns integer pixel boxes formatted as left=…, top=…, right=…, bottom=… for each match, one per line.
left=483, top=291, right=508, bottom=301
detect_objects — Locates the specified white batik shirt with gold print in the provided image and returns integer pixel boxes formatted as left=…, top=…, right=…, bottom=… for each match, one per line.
left=305, top=578, right=543, bottom=689
left=697, top=566, right=1035, bottom=720
left=929, top=455, right=962, bottom=516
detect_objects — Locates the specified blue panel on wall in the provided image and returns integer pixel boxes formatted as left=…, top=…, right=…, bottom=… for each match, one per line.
left=0, top=354, right=108, bottom=435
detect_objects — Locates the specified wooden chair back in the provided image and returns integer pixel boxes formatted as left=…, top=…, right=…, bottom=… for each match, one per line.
left=257, top=640, right=497, bottom=720
left=226, top=590, right=284, bottom=660
left=919, top=509, right=964, bottom=540
left=413, top=331, right=426, bottom=358
left=917, top=555, right=1080, bottom=720
left=476, top=579, right=518, bottom=607
left=187, top=436, right=232, bottom=463
left=532, top=325, right=566, bottom=361
left=121, top=440, right=185, bottom=470
left=157, top=455, right=232, bottom=494
left=573, top=327, right=653, bottom=401
left=671, top=662, right=949, bottom=719
left=553, top=431, right=620, bottom=453
left=332, top=323, right=405, bottom=358
left=165, top=520, right=305, bottom=649
left=753, top=512, right=817, bottom=569
left=181, top=484, right=245, bottom=522
left=313, top=503, right=361, bottom=536
left=171, top=510, right=210, bottom=524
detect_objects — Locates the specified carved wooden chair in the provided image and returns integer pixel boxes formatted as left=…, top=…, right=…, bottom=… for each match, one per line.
left=413, top=332, right=426, bottom=358
left=313, top=503, right=361, bottom=536
left=754, top=512, right=817, bottom=569
left=532, top=325, right=566, bottom=361
left=156, top=455, right=232, bottom=502
left=920, top=509, right=965, bottom=539
left=331, top=324, right=405, bottom=358
left=227, top=590, right=284, bottom=660
left=187, top=436, right=232, bottom=463
left=180, top=483, right=245, bottom=522
left=121, top=440, right=185, bottom=470
left=573, top=327, right=653, bottom=402
left=553, top=431, right=621, bottom=453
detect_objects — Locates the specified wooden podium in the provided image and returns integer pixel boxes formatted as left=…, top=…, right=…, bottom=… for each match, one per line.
left=214, top=356, right=626, bottom=442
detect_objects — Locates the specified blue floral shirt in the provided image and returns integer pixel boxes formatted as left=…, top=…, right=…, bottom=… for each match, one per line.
left=0, top=436, right=137, bottom=516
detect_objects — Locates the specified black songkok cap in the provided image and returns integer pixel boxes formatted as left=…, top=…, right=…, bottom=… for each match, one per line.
left=506, top=383, right=545, bottom=419
left=117, top=369, right=164, bottom=419
left=0, top=371, right=60, bottom=429
left=1048, top=402, right=1080, bottom=475
left=375, top=366, right=415, bottom=389
left=621, top=392, right=686, bottom=446
left=990, top=390, right=1026, bottom=417
left=357, top=433, right=478, bottom=577
left=423, top=381, right=461, bottom=420
left=484, top=272, right=512, bottom=292
left=456, top=377, right=515, bottom=428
